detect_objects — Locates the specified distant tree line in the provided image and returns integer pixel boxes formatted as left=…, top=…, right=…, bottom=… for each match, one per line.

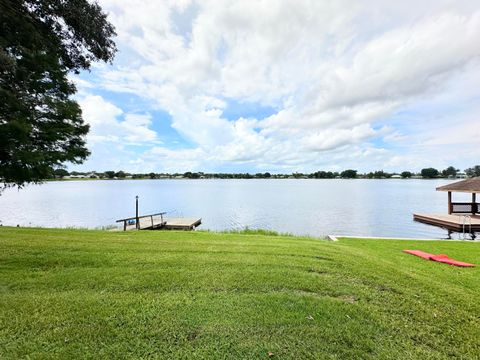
left=49, top=165, right=480, bottom=180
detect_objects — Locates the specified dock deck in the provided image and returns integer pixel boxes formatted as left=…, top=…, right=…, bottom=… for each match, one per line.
left=413, top=213, right=480, bottom=232
left=163, top=218, right=202, bottom=230
left=117, top=213, right=201, bottom=231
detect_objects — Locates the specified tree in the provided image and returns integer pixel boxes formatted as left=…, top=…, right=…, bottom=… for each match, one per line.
left=340, top=169, right=357, bottom=178
left=442, top=166, right=458, bottom=178
left=401, top=171, right=412, bottom=178
left=115, top=171, right=126, bottom=179
left=465, top=165, right=480, bottom=177
left=0, top=0, right=116, bottom=188
left=183, top=171, right=200, bottom=179
left=311, top=171, right=335, bottom=179
left=53, top=168, right=69, bottom=178
left=292, top=172, right=305, bottom=178
left=105, top=171, right=115, bottom=179
left=149, top=172, right=157, bottom=179
left=421, top=168, right=439, bottom=178
left=366, top=170, right=391, bottom=179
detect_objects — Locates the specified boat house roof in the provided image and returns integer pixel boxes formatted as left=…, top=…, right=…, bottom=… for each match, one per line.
left=436, top=177, right=480, bottom=193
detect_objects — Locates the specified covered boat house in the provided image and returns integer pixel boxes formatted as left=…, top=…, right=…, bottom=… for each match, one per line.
left=413, top=177, right=480, bottom=233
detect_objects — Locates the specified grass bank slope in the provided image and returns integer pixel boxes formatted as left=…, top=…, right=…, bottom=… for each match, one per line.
left=0, top=227, right=479, bottom=359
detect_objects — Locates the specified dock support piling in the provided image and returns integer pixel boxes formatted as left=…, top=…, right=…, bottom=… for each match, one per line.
left=448, top=191, right=452, bottom=214
left=135, top=196, right=139, bottom=230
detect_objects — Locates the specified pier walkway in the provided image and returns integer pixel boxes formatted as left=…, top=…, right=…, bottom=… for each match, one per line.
left=413, top=213, right=480, bottom=232
left=116, top=213, right=201, bottom=231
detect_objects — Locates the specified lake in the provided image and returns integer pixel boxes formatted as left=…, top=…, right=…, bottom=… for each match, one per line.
left=0, top=179, right=476, bottom=239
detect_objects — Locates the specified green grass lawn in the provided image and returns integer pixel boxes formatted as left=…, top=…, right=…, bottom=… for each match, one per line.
left=0, top=227, right=479, bottom=359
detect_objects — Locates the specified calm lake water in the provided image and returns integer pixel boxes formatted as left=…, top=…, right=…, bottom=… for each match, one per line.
left=0, top=179, right=476, bottom=239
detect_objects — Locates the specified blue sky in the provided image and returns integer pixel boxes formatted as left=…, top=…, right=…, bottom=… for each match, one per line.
left=70, top=0, right=480, bottom=174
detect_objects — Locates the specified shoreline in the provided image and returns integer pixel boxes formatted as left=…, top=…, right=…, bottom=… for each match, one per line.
left=46, top=177, right=461, bottom=182
left=1, top=225, right=478, bottom=241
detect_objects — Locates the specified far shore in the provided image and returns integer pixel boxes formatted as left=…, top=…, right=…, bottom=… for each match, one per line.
left=47, top=176, right=463, bottom=181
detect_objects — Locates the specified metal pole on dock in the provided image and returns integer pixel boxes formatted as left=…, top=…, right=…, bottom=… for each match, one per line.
left=135, top=195, right=139, bottom=229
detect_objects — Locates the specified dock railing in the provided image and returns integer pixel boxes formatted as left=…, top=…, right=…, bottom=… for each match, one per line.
left=116, top=212, right=166, bottom=231
left=451, top=202, right=479, bottom=214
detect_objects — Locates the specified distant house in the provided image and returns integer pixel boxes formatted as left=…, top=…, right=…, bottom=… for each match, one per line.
left=391, top=174, right=402, bottom=179
left=456, top=172, right=467, bottom=179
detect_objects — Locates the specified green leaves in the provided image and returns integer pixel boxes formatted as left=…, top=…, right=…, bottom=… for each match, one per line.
left=0, top=0, right=116, bottom=188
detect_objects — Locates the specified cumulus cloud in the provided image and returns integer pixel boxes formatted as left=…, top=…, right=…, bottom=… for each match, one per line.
left=71, top=0, right=480, bottom=172
left=79, top=95, right=158, bottom=145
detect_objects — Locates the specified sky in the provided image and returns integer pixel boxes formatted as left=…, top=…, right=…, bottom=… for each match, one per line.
left=70, top=0, right=480, bottom=174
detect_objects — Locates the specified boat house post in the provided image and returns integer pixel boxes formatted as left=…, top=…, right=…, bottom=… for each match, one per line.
left=474, top=193, right=477, bottom=214
left=448, top=191, right=452, bottom=214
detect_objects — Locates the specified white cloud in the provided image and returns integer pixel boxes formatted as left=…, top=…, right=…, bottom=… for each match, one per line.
left=79, top=95, right=158, bottom=145
left=71, top=0, right=480, bottom=172
left=121, top=114, right=158, bottom=143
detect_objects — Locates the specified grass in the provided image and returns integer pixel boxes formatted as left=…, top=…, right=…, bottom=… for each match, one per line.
left=199, top=226, right=294, bottom=237
left=0, top=227, right=479, bottom=359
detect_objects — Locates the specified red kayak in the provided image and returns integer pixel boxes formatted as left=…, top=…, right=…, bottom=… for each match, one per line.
left=403, top=250, right=475, bottom=267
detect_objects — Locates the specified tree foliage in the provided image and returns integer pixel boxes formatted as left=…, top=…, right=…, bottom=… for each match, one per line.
left=0, top=0, right=116, bottom=188
left=442, top=166, right=458, bottom=177
left=53, top=168, right=69, bottom=178
left=465, top=165, right=480, bottom=177
left=183, top=171, right=200, bottom=179
left=366, top=170, right=391, bottom=179
left=421, top=168, right=439, bottom=178
left=310, top=171, right=337, bottom=179
left=104, top=171, right=115, bottom=179
left=35, top=165, right=480, bottom=181
left=340, top=169, right=357, bottom=178
left=115, top=171, right=126, bottom=179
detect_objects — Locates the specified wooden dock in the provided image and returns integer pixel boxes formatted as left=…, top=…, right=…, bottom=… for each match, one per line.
left=163, top=218, right=202, bottom=230
left=116, top=213, right=201, bottom=231
left=413, top=213, right=480, bottom=232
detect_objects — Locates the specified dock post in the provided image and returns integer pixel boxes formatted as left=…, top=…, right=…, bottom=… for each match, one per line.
left=136, top=195, right=139, bottom=229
